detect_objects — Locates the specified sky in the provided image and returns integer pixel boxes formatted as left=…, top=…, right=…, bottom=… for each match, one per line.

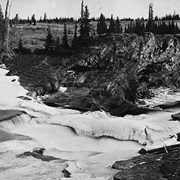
left=1, top=0, right=180, bottom=20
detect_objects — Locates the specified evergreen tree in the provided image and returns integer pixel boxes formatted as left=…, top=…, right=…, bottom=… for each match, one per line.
left=55, top=37, right=62, bottom=55
left=13, top=14, right=19, bottom=24
left=175, top=23, right=180, bottom=34
left=39, top=16, right=42, bottom=23
left=83, top=5, right=90, bottom=39
left=115, top=17, right=121, bottom=33
left=124, top=26, right=127, bottom=33
left=62, top=23, right=69, bottom=50
left=79, top=1, right=90, bottom=40
left=44, top=26, right=54, bottom=53
left=31, top=14, right=36, bottom=26
left=43, top=13, right=47, bottom=23
left=154, top=16, right=158, bottom=21
left=72, top=21, right=78, bottom=50
left=27, top=16, right=30, bottom=24
left=171, top=21, right=175, bottom=34
left=139, top=21, right=145, bottom=35
left=108, top=14, right=115, bottom=33
left=97, top=13, right=107, bottom=35
left=146, top=3, right=154, bottom=32
left=80, top=0, right=84, bottom=39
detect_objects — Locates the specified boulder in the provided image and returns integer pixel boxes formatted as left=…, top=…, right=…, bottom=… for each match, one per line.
left=171, top=112, right=180, bottom=121
left=62, top=169, right=71, bottom=178
left=113, top=145, right=180, bottom=180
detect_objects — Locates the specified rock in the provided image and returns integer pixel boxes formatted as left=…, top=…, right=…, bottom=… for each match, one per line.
left=33, top=148, right=45, bottom=155
left=9, top=34, right=180, bottom=117
left=18, top=150, right=65, bottom=162
left=158, top=101, right=180, bottom=109
left=62, top=169, right=71, bottom=178
left=171, top=112, right=180, bottom=121
left=177, top=133, right=180, bottom=141
left=43, top=102, right=60, bottom=107
left=17, top=96, right=31, bottom=101
left=102, top=98, right=146, bottom=117
left=138, top=148, right=147, bottom=155
left=113, top=145, right=180, bottom=180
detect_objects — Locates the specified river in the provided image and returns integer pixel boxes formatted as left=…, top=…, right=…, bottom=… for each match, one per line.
left=0, top=67, right=180, bottom=180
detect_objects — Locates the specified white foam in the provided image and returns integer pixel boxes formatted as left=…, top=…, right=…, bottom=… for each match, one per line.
left=46, top=111, right=164, bottom=145
left=1, top=67, right=180, bottom=179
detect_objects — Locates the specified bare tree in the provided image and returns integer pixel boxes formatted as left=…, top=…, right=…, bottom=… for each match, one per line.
left=0, top=0, right=13, bottom=63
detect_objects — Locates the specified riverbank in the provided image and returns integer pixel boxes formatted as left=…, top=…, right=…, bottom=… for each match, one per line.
left=113, top=144, right=180, bottom=180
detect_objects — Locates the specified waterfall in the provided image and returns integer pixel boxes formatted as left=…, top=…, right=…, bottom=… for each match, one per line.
left=0, top=113, right=38, bottom=132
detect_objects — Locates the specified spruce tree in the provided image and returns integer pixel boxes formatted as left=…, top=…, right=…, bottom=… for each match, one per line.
left=79, top=1, right=90, bottom=40
left=115, top=17, right=121, bottom=33
left=62, top=23, right=69, bottom=50
left=80, top=0, right=84, bottom=39
left=55, top=37, right=62, bottom=55
left=27, top=16, right=30, bottom=24
left=83, top=5, right=90, bottom=39
left=44, top=26, right=54, bottom=54
left=97, top=13, right=107, bottom=35
left=72, top=21, right=78, bottom=50
left=108, top=14, right=115, bottom=33
left=13, top=14, right=19, bottom=25
left=146, top=3, right=154, bottom=32
left=31, top=14, right=36, bottom=26
left=43, top=13, right=47, bottom=23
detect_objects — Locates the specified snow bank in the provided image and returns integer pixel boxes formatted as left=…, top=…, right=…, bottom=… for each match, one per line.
left=0, top=141, right=66, bottom=180
left=47, top=111, right=164, bottom=145
left=0, top=109, right=164, bottom=145
left=0, top=67, right=172, bottom=146
left=1, top=67, right=180, bottom=179
left=0, top=69, right=28, bottom=107
left=0, top=68, right=80, bottom=117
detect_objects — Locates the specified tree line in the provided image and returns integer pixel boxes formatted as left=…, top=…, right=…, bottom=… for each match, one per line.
left=124, top=20, right=180, bottom=35
left=16, top=2, right=180, bottom=56
left=1, top=0, right=180, bottom=57
left=124, top=4, right=180, bottom=35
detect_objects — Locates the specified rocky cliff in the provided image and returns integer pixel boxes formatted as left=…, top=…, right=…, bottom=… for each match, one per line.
left=4, top=33, right=180, bottom=116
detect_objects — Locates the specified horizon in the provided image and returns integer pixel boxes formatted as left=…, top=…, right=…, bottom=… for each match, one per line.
left=1, top=0, right=180, bottom=20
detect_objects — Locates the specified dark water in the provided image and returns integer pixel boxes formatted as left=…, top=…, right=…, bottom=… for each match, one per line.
left=0, top=128, right=31, bottom=143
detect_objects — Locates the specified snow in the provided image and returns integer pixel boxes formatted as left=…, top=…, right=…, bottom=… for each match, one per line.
left=0, top=69, right=28, bottom=107
left=1, top=67, right=180, bottom=179
left=0, top=147, right=66, bottom=180
left=45, top=111, right=164, bottom=145
left=0, top=68, right=165, bottom=145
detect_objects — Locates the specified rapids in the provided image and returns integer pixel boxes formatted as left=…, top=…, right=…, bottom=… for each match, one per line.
left=1, top=67, right=180, bottom=180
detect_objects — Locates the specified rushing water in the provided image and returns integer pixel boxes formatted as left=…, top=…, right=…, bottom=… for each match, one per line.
left=1, top=67, right=180, bottom=180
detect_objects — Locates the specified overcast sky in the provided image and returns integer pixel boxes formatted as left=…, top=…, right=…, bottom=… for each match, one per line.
left=1, top=0, right=180, bottom=19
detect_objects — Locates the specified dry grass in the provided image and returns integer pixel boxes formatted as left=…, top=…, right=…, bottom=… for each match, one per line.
left=8, top=20, right=180, bottom=51
left=9, top=22, right=79, bottom=50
